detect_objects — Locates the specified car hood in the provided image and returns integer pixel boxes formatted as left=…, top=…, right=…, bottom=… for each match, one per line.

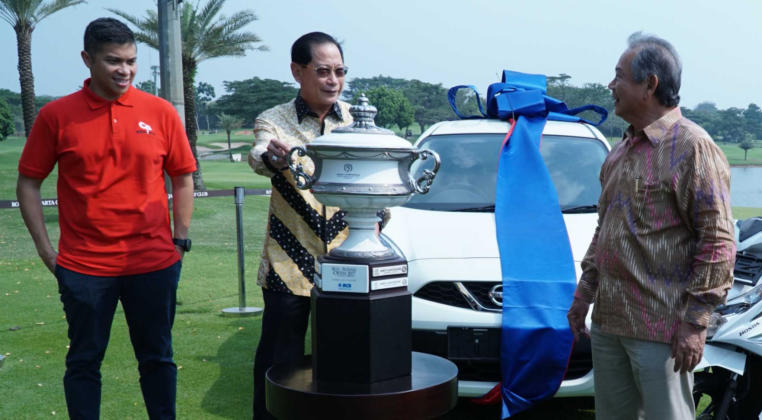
left=382, top=206, right=598, bottom=262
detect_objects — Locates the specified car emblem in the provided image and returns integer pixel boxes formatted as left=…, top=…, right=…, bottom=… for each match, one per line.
left=344, top=163, right=353, bottom=173
left=488, top=284, right=503, bottom=306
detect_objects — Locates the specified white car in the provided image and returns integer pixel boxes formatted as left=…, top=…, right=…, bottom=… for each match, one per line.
left=381, top=118, right=611, bottom=399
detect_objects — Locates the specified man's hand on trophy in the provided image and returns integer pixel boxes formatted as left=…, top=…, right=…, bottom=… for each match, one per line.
left=267, top=138, right=291, bottom=169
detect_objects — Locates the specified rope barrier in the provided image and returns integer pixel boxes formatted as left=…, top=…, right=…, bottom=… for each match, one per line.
left=0, top=188, right=272, bottom=209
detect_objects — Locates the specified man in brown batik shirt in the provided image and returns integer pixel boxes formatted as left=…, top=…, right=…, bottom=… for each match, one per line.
left=567, top=32, right=735, bottom=419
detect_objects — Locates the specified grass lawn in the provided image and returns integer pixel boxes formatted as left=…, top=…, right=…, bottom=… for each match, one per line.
left=717, top=141, right=762, bottom=166
left=196, top=131, right=252, bottom=148
left=607, top=136, right=762, bottom=167
left=0, top=132, right=757, bottom=418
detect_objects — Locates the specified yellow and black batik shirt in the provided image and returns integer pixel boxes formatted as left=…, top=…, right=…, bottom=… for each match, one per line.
left=248, top=97, right=352, bottom=296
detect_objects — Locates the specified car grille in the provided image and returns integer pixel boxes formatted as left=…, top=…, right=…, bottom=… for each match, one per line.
left=417, top=251, right=762, bottom=306
left=415, top=281, right=502, bottom=312
left=735, top=252, right=762, bottom=286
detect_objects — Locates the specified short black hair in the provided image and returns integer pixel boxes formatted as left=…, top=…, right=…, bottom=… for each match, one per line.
left=84, top=18, right=135, bottom=57
left=291, top=32, right=343, bottom=65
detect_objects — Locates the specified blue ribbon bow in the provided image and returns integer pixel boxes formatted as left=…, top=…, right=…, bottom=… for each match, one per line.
left=448, top=70, right=608, bottom=126
left=450, top=70, right=589, bottom=418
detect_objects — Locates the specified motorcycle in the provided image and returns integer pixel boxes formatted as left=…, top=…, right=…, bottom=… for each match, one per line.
left=694, top=216, right=762, bottom=420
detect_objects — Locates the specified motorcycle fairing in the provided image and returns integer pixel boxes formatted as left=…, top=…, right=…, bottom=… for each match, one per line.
left=696, top=343, right=746, bottom=375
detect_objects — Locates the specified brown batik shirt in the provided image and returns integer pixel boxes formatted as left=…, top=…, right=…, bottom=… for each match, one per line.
left=575, top=107, right=735, bottom=343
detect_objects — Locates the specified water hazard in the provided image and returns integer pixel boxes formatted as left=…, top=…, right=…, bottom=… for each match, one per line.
left=731, top=166, right=762, bottom=208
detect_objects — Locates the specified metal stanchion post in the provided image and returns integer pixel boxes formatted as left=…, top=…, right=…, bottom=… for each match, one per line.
left=222, top=186, right=262, bottom=316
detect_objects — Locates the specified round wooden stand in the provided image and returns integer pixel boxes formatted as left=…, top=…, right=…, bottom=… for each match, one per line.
left=265, top=352, right=458, bottom=419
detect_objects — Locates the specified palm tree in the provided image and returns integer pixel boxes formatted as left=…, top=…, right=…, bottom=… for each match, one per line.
left=217, top=113, right=242, bottom=161
left=109, top=0, right=267, bottom=190
left=0, top=0, right=86, bottom=137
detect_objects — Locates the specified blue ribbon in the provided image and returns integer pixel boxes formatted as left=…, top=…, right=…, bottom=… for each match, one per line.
left=447, top=70, right=608, bottom=126
left=492, top=71, right=577, bottom=418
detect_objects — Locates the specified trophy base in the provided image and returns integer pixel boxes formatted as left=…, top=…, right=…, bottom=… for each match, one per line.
left=311, top=286, right=412, bottom=384
left=311, top=253, right=411, bottom=384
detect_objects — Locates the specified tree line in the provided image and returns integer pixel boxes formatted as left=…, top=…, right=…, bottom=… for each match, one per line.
left=546, top=74, right=762, bottom=147
left=186, top=74, right=761, bottom=146
left=6, top=73, right=762, bottom=153
left=2, top=1, right=759, bottom=179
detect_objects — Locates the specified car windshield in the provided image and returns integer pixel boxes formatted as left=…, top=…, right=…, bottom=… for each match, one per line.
left=405, top=133, right=609, bottom=212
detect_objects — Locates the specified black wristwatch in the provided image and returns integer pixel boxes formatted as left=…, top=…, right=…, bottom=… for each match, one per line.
left=173, top=238, right=191, bottom=252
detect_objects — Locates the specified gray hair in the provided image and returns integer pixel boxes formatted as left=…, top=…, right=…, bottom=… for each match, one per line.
left=627, top=32, right=682, bottom=107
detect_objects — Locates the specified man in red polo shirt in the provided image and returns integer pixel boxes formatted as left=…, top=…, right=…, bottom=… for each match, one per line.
left=16, top=18, right=196, bottom=419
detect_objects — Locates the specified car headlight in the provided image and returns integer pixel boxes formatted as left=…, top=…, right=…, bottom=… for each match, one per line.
left=707, top=282, right=762, bottom=337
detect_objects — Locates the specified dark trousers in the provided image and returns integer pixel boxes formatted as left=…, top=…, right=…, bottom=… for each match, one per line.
left=253, top=288, right=311, bottom=420
left=55, top=261, right=181, bottom=420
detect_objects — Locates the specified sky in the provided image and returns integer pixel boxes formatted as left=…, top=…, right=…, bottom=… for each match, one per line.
left=1, top=0, right=760, bottom=110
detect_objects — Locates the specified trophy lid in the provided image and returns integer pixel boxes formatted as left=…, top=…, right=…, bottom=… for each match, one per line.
left=308, top=94, right=415, bottom=149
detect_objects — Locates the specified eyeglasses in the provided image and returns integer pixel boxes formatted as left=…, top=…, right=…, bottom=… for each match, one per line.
left=303, top=64, right=349, bottom=78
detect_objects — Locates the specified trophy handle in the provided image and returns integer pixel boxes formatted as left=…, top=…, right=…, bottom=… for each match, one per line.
left=287, top=146, right=316, bottom=189
left=410, top=149, right=440, bottom=194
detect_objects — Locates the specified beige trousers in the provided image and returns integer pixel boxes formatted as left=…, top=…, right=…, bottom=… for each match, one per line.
left=590, top=324, right=695, bottom=420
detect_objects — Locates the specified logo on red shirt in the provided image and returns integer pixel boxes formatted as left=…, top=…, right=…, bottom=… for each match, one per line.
left=137, top=121, right=154, bottom=135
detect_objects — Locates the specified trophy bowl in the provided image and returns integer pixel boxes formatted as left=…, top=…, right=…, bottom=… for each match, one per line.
left=287, top=95, right=440, bottom=259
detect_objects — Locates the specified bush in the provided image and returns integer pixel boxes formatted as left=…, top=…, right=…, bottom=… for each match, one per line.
left=0, top=98, right=15, bottom=141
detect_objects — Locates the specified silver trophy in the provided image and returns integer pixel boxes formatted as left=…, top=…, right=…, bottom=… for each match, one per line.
left=284, top=96, right=442, bottom=388
left=288, top=95, right=439, bottom=260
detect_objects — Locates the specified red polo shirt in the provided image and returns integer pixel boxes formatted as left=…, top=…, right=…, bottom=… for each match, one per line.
left=18, top=80, right=197, bottom=276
